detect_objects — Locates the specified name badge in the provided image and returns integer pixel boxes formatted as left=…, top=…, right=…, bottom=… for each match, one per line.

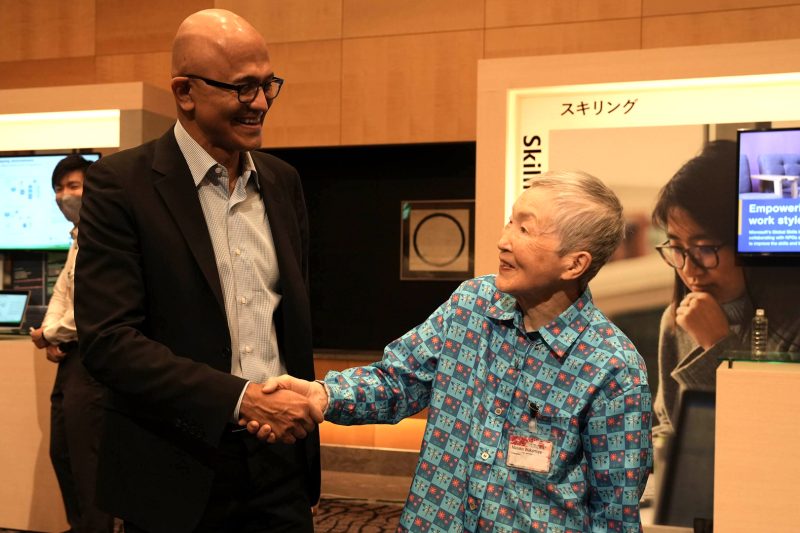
left=506, top=430, right=553, bottom=474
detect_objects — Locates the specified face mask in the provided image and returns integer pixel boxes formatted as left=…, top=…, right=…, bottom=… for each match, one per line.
left=57, top=194, right=82, bottom=225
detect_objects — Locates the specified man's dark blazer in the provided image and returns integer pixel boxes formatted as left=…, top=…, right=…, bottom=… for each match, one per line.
left=75, top=128, right=320, bottom=533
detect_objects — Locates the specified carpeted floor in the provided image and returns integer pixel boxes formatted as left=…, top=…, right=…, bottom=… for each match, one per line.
left=0, top=498, right=404, bottom=533
left=315, top=497, right=403, bottom=532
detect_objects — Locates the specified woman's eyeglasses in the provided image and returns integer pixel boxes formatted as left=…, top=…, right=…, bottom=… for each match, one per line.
left=655, top=242, right=724, bottom=270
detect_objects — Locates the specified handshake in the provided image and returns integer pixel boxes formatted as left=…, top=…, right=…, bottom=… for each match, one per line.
left=237, top=375, right=328, bottom=444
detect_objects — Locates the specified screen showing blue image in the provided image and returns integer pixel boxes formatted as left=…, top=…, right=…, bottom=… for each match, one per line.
left=0, top=153, right=99, bottom=251
left=0, top=290, right=29, bottom=327
left=737, top=127, right=800, bottom=262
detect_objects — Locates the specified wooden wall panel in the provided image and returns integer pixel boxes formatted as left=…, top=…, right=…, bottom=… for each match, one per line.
left=341, top=30, right=482, bottom=145
left=643, top=5, right=800, bottom=48
left=342, top=0, right=484, bottom=38
left=318, top=417, right=425, bottom=450
left=0, top=57, right=97, bottom=89
left=216, top=0, right=343, bottom=43
left=95, top=52, right=173, bottom=93
left=485, top=18, right=641, bottom=58
left=260, top=40, right=341, bottom=148
left=486, top=0, right=641, bottom=27
left=643, top=0, right=800, bottom=17
left=95, top=0, right=212, bottom=55
left=3, top=1, right=800, bottom=147
left=0, top=0, right=95, bottom=61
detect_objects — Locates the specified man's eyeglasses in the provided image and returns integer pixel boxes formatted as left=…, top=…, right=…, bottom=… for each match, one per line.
left=184, top=74, right=284, bottom=104
left=655, top=241, right=724, bottom=270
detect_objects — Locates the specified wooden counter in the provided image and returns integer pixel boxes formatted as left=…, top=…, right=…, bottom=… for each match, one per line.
left=0, top=336, right=68, bottom=532
left=715, top=360, right=800, bottom=532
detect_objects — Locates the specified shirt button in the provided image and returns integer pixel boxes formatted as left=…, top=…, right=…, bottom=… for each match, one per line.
left=234, top=248, right=241, bottom=256
left=239, top=296, right=247, bottom=304
left=244, top=345, right=252, bottom=354
left=494, top=407, right=503, bottom=415
left=214, top=166, right=222, bottom=174
left=481, top=451, right=490, bottom=460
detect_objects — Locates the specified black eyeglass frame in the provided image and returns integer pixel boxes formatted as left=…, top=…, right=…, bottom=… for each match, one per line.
left=655, top=241, right=725, bottom=270
left=183, top=74, right=284, bottom=103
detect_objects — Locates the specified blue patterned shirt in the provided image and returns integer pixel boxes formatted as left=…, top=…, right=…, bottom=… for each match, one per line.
left=323, top=276, right=652, bottom=533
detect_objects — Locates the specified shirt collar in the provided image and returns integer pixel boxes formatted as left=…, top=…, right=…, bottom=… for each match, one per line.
left=489, top=285, right=595, bottom=358
left=173, top=120, right=258, bottom=189
left=538, top=288, right=594, bottom=358
left=485, top=290, right=517, bottom=322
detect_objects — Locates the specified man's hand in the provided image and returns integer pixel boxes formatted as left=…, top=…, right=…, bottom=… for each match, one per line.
left=262, top=375, right=329, bottom=416
left=45, top=344, right=67, bottom=363
left=675, top=291, right=730, bottom=349
left=238, top=382, right=323, bottom=445
left=249, top=375, right=329, bottom=442
left=31, top=327, right=65, bottom=362
left=30, top=327, right=49, bottom=349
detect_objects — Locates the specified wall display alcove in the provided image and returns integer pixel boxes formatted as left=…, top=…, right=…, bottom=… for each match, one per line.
left=476, top=39, right=800, bottom=533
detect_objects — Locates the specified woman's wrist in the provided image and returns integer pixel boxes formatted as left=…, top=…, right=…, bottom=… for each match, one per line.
left=313, top=379, right=330, bottom=415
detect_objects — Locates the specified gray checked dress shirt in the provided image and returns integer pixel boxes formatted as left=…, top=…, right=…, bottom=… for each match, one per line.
left=174, top=121, right=287, bottom=387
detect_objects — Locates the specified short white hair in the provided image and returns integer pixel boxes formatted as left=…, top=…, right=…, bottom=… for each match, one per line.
left=525, top=170, right=624, bottom=284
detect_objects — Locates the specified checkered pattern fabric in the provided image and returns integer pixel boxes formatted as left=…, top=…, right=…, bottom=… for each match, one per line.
left=325, top=276, right=652, bottom=533
left=174, top=121, right=285, bottom=382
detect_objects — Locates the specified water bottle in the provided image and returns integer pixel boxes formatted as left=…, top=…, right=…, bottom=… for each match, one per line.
left=751, top=308, right=768, bottom=358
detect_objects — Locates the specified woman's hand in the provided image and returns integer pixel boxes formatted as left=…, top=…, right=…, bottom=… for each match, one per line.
left=675, top=292, right=730, bottom=350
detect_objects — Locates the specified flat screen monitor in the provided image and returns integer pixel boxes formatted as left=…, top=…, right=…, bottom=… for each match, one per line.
left=737, top=127, right=800, bottom=265
left=0, top=153, right=100, bottom=251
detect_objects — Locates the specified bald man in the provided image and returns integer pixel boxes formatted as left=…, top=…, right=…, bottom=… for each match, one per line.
left=75, top=9, right=320, bottom=533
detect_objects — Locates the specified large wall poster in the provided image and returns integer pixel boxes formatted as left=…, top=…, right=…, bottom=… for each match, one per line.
left=507, top=74, right=800, bottom=201
left=500, top=73, right=800, bottom=314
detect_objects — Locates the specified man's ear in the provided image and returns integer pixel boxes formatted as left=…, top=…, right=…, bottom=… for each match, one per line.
left=561, top=251, right=592, bottom=281
left=171, top=77, right=195, bottom=112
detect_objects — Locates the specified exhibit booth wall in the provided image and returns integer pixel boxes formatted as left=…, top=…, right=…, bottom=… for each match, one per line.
left=475, top=38, right=800, bottom=533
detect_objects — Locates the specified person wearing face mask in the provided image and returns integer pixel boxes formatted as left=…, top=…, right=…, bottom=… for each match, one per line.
left=651, top=140, right=800, bottom=438
left=30, top=154, right=114, bottom=533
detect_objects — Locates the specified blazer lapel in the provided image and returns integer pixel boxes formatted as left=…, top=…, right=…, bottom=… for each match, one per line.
left=254, top=158, right=314, bottom=379
left=254, top=159, right=298, bottom=282
left=151, top=131, right=225, bottom=312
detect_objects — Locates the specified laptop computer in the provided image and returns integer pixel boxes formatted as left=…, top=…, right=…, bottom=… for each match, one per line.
left=0, top=289, right=31, bottom=335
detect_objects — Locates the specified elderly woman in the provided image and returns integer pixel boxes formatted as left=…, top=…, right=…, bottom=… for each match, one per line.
left=264, top=170, right=653, bottom=532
